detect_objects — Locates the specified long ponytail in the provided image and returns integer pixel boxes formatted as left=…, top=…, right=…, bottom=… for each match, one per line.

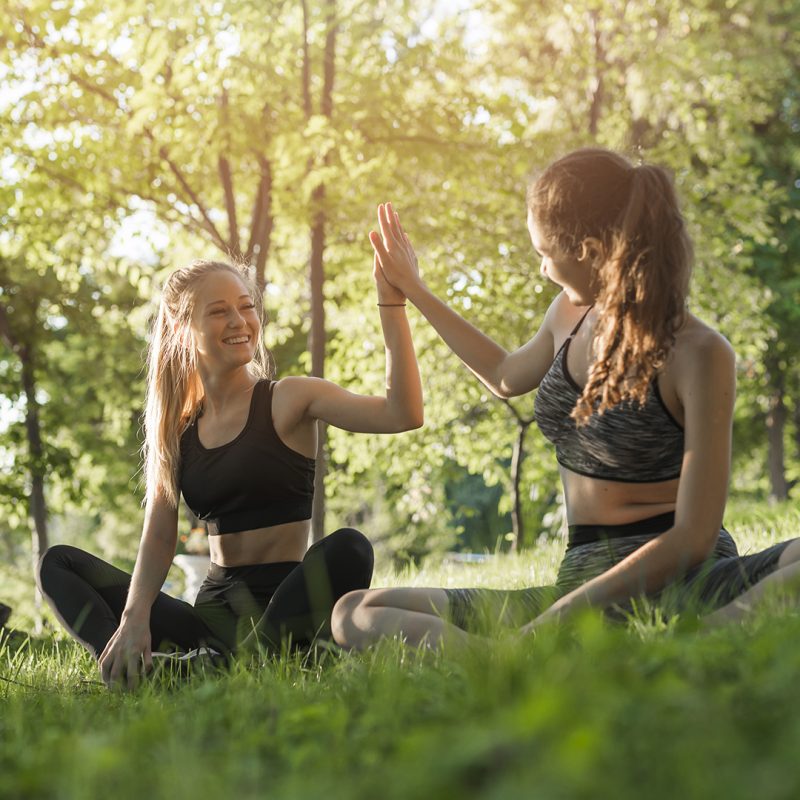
left=528, top=149, right=693, bottom=424
left=142, top=260, right=272, bottom=506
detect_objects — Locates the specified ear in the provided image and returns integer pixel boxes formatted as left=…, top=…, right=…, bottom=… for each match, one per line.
left=578, top=237, right=605, bottom=266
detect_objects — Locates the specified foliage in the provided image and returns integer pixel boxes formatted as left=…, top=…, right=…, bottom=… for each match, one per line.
left=0, top=143, right=147, bottom=559
left=0, top=0, right=798, bottom=565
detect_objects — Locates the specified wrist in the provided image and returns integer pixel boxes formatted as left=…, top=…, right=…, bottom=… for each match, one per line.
left=121, top=606, right=150, bottom=626
left=403, top=278, right=428, bottom=306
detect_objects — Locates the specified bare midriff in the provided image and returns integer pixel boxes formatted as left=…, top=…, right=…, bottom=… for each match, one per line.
left=561, top=467, right=679, bottom=527
left=208, top=519, right=311, bottom=567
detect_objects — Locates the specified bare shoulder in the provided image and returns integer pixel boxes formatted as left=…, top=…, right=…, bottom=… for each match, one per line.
left=673, top=315, right=735, bottom=368
left=270, top=375, right=318, bottom=422
left=670, top=315, right=736, bottom=395
left=544, top=290, right=589, bottom=338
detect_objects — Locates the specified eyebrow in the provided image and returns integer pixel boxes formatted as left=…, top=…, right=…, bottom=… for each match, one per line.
left=205, top=294, right=253, bottom=308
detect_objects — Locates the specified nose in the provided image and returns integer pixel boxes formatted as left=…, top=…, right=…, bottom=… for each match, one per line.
left=227, top=309, right=246, bottom=328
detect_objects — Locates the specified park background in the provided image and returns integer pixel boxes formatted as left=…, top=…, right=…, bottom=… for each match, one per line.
left=2, top=2, right=800, bottom=798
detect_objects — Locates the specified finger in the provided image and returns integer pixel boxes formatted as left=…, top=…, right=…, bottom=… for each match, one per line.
left=99, top=631, right=117, bottom=664
left=99, top=646, right=115, bottom=684
left=126, top=655, right=140, bottom=691
left=377, top=204, right=398, bottom=247
left=369, top=229, right=389, bottom=262
left=142, top=647, right=153, bottom=674
left=100, top=657, right=112, bottom=687
left=108, top=658, right=123, bottom=690
left=391, top=206, right=404, bottom=237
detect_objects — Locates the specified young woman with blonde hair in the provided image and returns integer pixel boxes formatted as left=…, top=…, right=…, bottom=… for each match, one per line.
left=332, top=148, right=800, bottom=648
left=37, top=206, right=422, bottom=688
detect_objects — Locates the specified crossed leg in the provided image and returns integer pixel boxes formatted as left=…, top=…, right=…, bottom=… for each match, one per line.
left=331, top=584, right=556, bottom=649
left=702, top=537, right=800, bottom=627
left=331, top=587, right=470, bottom=650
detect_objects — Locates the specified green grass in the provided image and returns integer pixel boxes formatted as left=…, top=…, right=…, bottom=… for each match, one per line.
left=2, top=502, right=799, bottom=800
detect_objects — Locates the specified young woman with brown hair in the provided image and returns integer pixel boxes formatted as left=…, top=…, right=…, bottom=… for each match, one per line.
left=37, top=207, right=423, bottom=688
left=332, top=148, right=800, bottom=648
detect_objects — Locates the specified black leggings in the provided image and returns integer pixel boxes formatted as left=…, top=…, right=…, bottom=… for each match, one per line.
left=36, top=527, right=373, bottom=659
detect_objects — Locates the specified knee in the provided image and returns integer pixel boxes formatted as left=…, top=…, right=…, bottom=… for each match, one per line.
left=328, top=527, right=374, bottom=575
left=331, top=589, right=369, bottom=648
left=777, top=538, right=800, bottom=570
left=36, top=544, right=79, bottom=591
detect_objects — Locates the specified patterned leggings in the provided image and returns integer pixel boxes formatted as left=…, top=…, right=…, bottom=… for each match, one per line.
left=445, top=514, right=793, bottom=630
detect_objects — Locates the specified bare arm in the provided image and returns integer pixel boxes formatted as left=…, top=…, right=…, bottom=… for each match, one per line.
left=98, top=491, right=178, bottom=689
left=278, top=207, right=423, bottom=434
left=525, top=330, right=736, bottom=627
left=371, top=203, right=557, bottom=398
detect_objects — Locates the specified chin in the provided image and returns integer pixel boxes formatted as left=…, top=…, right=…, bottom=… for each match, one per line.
left=565, top=288, right=593, bottom=307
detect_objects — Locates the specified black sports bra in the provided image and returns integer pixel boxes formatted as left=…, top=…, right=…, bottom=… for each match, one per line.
left=533, top=309, right=684, bottom=482
left=179, top=380, right=316, bottom=534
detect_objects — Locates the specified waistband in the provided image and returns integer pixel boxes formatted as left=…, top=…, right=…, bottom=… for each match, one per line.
left=567, top=512, right=676, bottom=550
left=205, top=560, right=300, bottom=586
left=204, top=506, right=312, bottom=535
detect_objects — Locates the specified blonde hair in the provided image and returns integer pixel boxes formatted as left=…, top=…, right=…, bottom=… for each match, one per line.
left=143, top=259, right=273, bottom=506
left=527, top=148, right=693, bottom=424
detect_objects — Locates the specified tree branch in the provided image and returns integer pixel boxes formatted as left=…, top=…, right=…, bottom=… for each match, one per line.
left=155, top=142, right=229, bottom=253
left=500, top=397, right=535, bottom=427
left=217, top=90, right=240, bottom=257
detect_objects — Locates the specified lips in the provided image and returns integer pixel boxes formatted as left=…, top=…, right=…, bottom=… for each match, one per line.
left=223, top=335, right=251, bottom=345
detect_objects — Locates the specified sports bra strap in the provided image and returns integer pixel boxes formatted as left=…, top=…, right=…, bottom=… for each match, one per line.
left=568, top=305, right=594, bottom=338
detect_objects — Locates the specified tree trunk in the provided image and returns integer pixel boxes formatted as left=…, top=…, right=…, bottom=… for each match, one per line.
left=587, top=10, right=605, bottom=137
left=765, top=356, right=789, bottom=502
left=309, top=190, right=328, bottom=541
left=306, top=0, right=337, bottom=542
left=793, top=394, right=800, bottom=467
left=502, top=398, right=534, bottom=553
left=0, top=303, right=48, bottom=623
left=20, top=346, right=49, bottom=625
left=509, top=421, right=529, bottom=552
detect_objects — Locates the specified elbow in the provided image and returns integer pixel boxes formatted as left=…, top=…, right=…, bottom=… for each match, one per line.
left=693, top=535, right=718, bottom=565
left=397, top=409, right=424, bottom=432
left=390, top=405, right=424, bottom=432
left=680, top=531, right=719, bottom=571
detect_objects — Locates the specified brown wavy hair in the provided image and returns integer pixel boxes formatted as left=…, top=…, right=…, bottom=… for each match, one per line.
left=142, top=259, right=274, bottom=506
left=527, top=148, right=693, bottom=424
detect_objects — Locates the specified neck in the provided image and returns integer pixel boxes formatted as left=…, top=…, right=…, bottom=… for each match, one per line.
left=197, top=366, right=257, bottom=415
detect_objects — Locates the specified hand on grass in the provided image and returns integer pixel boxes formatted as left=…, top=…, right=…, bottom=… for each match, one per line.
left=99, top=619, right=152, bottom=691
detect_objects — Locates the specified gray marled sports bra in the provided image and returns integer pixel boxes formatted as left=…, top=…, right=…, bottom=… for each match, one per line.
left=533, top=309, right=684, bottom=482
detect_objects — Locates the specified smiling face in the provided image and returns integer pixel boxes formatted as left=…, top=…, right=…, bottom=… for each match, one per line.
left=189, top=270, right=261, bottom=373
left=526, top=208, right=597, bottom=306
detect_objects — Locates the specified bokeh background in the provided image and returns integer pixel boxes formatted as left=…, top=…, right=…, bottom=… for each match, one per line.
left=1, top=0, right=798, bottom=603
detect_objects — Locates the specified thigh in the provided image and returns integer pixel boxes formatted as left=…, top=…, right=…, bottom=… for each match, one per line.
left=444, top=586, right=558, bottom=632
left=362, top=587, right=450, bottom=616
left=251, top=528, right=374, bottom=649
left=677, top=540, right=795, bottom=613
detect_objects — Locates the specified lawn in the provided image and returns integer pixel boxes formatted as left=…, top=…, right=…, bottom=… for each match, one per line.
left=2, top=502, right=799, bottom=800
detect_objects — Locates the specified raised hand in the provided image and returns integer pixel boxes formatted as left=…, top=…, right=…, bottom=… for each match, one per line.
left=368, top=202, right=421, bottom=300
